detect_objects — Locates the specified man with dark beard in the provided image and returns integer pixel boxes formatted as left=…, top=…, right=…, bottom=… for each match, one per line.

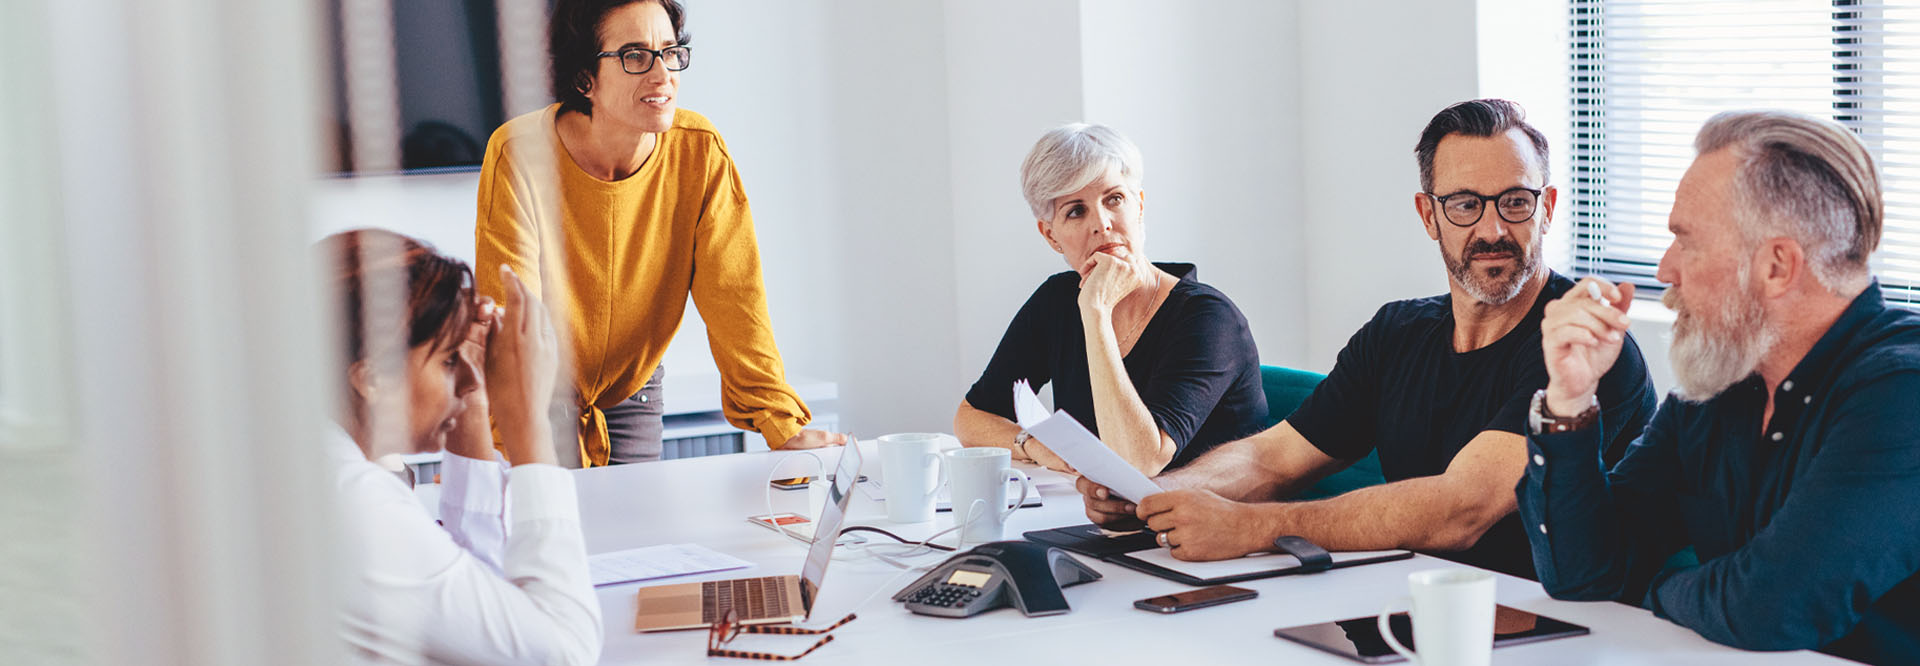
left=1526, top=110, right=1920, bottom=665
left=1075, top=99, right=1657, bottom=579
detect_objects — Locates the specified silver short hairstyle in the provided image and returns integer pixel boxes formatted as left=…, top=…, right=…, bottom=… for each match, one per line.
left=1694, top=110, right=1883, bottom=292
left=1019, top=123, right=1145, bottom=221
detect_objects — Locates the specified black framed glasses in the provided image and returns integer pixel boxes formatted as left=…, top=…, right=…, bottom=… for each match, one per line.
left=706, top=609, right=856, bottom=661
left=596, top=45, right=692, bottom=75
left=1425, top=187, right=1543, bottom=227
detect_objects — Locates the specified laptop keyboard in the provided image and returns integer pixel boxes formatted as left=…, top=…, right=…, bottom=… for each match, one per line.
left=702, top=576, right=791, bottom=624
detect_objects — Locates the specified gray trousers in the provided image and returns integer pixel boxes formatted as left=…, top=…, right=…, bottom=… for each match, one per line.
left=604, top=364, right=667, bottom=464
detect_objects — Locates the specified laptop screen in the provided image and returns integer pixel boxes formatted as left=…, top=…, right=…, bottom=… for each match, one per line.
left=799, top=440, right=861, bottom=595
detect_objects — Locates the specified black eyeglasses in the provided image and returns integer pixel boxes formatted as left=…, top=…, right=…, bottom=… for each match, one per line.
left=1424, top=187, right=1543, bottom=227
left=596, top=45, right=692, bottom=75
left=706, top=609, right=855, bottom=661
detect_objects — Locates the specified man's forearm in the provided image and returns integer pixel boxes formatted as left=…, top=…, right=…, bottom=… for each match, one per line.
left=1251, top=474, right=1513, bottom=553
left=1165, top=442, right=1278, bottom=501
left=1164, top=429, right=1323, bottom=502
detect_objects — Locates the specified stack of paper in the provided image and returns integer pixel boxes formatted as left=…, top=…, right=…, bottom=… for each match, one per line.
left=589, top=543, right=753, bottom=587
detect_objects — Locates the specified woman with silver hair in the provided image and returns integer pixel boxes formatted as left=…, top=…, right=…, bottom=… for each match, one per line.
left=954, top=124, right=1268, bottom=475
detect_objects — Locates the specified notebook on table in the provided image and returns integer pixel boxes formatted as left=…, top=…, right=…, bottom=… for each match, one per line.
left=1025, top=523, right=1412, bottom=586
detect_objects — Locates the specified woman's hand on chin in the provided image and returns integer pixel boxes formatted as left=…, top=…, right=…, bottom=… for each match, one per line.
left=1076, top=251, right=1146, bottom=317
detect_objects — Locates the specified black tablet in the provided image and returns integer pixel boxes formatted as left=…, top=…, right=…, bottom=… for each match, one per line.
left=1273, top=605, right=1589, bottom=663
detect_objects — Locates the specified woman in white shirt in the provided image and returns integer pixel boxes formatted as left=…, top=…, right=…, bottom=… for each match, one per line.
left=322, top=229, right=601, bottom=665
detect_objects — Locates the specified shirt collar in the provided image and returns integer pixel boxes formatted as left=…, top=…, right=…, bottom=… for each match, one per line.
left=1777, top=279, right=1889, bottom=397
left=1155, top=262, right=1197, bottom=283
left=325, top=420, right=371, bottom=465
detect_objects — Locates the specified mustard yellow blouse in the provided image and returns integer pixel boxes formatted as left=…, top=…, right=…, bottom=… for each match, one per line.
left=475, top=104, right=810, bottom=465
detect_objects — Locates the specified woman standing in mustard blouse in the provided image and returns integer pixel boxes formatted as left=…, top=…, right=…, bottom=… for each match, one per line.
left=476, top=0, right=842, bottom=465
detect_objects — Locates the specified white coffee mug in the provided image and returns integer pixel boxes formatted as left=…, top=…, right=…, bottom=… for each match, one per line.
left=943, top=447, right=1034, bottom=546
left=1375, top=568, right=1495, bottom=666
left=877, top=433, right=948, bottom=523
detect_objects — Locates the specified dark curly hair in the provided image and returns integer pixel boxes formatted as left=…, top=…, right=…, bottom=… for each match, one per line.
left=320, top=228, right=475, bottom=375
left=550, top=0, right=689, bottom=117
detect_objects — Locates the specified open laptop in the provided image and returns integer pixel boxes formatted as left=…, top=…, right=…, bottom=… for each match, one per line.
left=633, top=441, right=863, bottom=631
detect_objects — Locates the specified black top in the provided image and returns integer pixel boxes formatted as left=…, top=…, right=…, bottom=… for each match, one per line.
left=1288, top=271, right=1656, bottom=579
left=1523, top=282, right=1920, bottom=665
left=964, top=263, right=1268, bottom=469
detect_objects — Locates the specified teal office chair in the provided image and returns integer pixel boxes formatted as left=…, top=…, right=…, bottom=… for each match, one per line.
left=1260, top=365, right=1385, bottom=500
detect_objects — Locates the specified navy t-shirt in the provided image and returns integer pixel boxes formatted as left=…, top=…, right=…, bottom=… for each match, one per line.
left=1287, top=271, right=1656, bottom=579
left=964, top=263, right=1268, bottom=469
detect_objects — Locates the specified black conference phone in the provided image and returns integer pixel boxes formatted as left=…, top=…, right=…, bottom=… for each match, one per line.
left=892, top=541, right=1102, bottom=618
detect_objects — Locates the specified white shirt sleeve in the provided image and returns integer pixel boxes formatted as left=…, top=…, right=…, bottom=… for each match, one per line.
left=438, top=450, right=509, bottom=574
left=337, top=459, right=602, bottom=666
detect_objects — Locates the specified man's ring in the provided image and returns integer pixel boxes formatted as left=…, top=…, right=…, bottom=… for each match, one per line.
left=1156, top=531, right=1171, bottom=548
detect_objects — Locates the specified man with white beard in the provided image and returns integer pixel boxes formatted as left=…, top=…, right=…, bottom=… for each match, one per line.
left=1525, top=110, right=1920, bottom=665
left=1077, top=99, right=1656, bottom=580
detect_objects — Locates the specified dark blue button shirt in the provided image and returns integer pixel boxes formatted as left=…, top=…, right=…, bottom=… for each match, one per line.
left=1520, top=282, right=1920, bottom=665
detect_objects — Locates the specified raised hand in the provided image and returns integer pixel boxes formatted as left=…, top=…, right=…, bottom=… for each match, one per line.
left=485, top=264, right=560, bottom=466
left=1540, top=277, right=1634, bottom=415
left=443, top=296, right=500, bottom=461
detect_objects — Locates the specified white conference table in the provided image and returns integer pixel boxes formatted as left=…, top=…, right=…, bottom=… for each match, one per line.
left=577, top=440, right=1844, bottom=665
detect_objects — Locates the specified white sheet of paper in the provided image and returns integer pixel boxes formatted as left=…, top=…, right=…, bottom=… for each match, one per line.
left=1129, top=547, right=1409, bottom=580
left=1024, top=409, right=1163, bottom=502
left=1012, top=380, right=1050, bottom=429
left=588, top=543, right=753, bottom=587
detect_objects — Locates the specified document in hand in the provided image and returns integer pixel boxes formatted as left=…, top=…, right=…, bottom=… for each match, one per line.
left=1014, top=380, right=1164, bottom=503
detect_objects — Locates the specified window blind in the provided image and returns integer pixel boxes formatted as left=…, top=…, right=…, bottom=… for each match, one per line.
left=1570, top=0, right=1920, bottom=305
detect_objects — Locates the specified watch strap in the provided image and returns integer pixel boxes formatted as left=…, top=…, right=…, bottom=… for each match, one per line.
left=1533, top=389, right=1601, bottom=434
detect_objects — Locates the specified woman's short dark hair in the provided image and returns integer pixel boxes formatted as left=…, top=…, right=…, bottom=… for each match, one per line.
left=550, top=0, right=689, bottom=117
left=321, top=229, right=475, bottom=375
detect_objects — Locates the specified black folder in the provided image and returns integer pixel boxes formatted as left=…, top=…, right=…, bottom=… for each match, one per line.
left=1024, top=523, right=1413, bottom=586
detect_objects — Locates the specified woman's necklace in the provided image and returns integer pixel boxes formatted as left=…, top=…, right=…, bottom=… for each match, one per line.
left=1114, top=271, right=1170, bottom=354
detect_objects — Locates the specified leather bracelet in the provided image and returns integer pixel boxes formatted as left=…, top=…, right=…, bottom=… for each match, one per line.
left=1530, top=389, right=1601, bottom=435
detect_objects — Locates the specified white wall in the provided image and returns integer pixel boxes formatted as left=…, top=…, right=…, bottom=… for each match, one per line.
left=1294, top=1, right=1481, bottom=368
left=944, top=0, right=1087, bottom=381
left=1078, top=0, right=1310, bottom=370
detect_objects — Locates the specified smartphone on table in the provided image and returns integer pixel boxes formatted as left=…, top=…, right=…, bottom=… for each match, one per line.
left=769, top=474, right=867, bottom=490
left=1133, top=585, right=1259, bottom=613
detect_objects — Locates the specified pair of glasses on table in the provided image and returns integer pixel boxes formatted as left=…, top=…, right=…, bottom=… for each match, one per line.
left=707, top=610, right=857, bottom=660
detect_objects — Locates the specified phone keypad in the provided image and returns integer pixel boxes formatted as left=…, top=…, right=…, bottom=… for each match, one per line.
left=905, top=583, right=984, bottom=609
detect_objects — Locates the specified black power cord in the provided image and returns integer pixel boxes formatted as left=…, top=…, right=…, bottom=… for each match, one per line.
left=839, top=526, right=957, bottom=552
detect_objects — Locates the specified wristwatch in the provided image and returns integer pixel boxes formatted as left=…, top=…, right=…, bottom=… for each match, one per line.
left=1013, top=430, right=1034, bottom=461
left=1529, top=389, right=1600, bottom=435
